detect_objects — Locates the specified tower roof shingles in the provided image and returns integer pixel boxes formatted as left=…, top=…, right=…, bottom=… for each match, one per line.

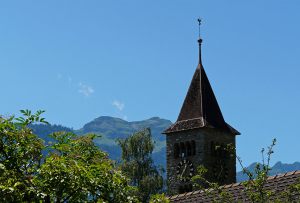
left=164, top=63, right=239, bottom=135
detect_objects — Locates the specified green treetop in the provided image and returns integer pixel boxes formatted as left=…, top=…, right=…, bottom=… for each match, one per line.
left=118, top=128, right=164, bottom=202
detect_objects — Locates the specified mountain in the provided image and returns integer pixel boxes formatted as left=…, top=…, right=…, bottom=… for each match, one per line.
left=76, top=116, right=170, bottom=141
left=237, top=161, right=300, bottom=182
left=30, top=116, right=172, bottom=168
left=75, top=116, right=172, bottom=167
left=30, top=117, right=300, bottom=180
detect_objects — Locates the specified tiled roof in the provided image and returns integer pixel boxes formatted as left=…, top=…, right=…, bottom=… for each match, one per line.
left=163, top=63, right=239, bottom=135
left=169, top=171, right=300, bottom=202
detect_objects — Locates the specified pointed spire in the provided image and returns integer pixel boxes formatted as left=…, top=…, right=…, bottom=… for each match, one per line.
left=163, top=19, right=240, bottom=135
left=198, top=18, right=203, bottom=65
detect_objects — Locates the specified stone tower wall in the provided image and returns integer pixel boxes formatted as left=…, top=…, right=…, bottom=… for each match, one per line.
left=166, top=128, right=236, bottom=195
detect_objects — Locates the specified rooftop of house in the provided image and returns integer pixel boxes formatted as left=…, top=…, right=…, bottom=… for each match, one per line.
left=169, top=170, right=300, bottom=202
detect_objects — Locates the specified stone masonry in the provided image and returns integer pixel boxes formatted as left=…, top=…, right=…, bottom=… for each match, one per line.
left=166, top=127, right=236, bottom=195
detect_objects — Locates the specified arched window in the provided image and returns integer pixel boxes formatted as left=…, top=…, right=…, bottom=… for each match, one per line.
left=174, top=143, right=180, bottom=158
left=180, top=142, right=186, bottom=158
left=191, top=140, right=196, bottom=156
left=186, top=141, right=191, bottom=156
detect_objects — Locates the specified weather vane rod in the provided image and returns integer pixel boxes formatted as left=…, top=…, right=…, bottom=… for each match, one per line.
left=197, top=18, right=203, bottom=64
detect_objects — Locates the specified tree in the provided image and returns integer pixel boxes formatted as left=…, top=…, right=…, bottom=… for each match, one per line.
left=35, top=132, right=138, bottom=202
left=0, top=110, right=138, bottom=202
left=118, top=128, right=164, bottom=202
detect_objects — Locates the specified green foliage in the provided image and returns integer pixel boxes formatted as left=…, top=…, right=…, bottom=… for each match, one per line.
left=149, top=193, right=169, bottom=203
left=0, top=110, right=45, bottom=202
left=35, top=132, right=138, bottom=202
left=15, top=109, right=49, bottom=126
left=118, top=128, right=164, bottom=202
left=0, top=110, right=139, bottom=202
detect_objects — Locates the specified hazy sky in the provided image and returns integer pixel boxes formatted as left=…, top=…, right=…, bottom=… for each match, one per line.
left=1, top=1, right=300, bottom=167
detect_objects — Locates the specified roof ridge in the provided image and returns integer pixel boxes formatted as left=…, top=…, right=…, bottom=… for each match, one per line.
left=175, top=117, right=204, bottom=122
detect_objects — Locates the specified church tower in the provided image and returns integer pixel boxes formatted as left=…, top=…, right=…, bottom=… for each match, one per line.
left=163, top=21, right=240, bottom=195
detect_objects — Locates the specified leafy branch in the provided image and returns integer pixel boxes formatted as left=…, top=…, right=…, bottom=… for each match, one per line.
left=15, top=109, right=49, bottom=126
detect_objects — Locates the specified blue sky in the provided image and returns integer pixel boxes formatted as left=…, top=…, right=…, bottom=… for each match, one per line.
left=1, top=1, right=300, bottom=167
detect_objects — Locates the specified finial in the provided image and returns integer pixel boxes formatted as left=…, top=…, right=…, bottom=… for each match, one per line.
left=197, top=18, right=203, bottom=64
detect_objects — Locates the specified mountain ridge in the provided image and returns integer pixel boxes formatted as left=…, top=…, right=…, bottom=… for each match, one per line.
left=237, top=161, right=300, bottom=182
left=30, top=116, right=300, bottom=180
left=31, top=116, right=172, bottom=167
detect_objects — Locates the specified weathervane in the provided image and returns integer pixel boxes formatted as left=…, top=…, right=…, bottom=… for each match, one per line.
left=197, top=18, right=202, bottom=39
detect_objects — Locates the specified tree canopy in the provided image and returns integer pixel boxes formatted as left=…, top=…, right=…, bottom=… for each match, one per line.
left=0, top=110, right=138, bottom=202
